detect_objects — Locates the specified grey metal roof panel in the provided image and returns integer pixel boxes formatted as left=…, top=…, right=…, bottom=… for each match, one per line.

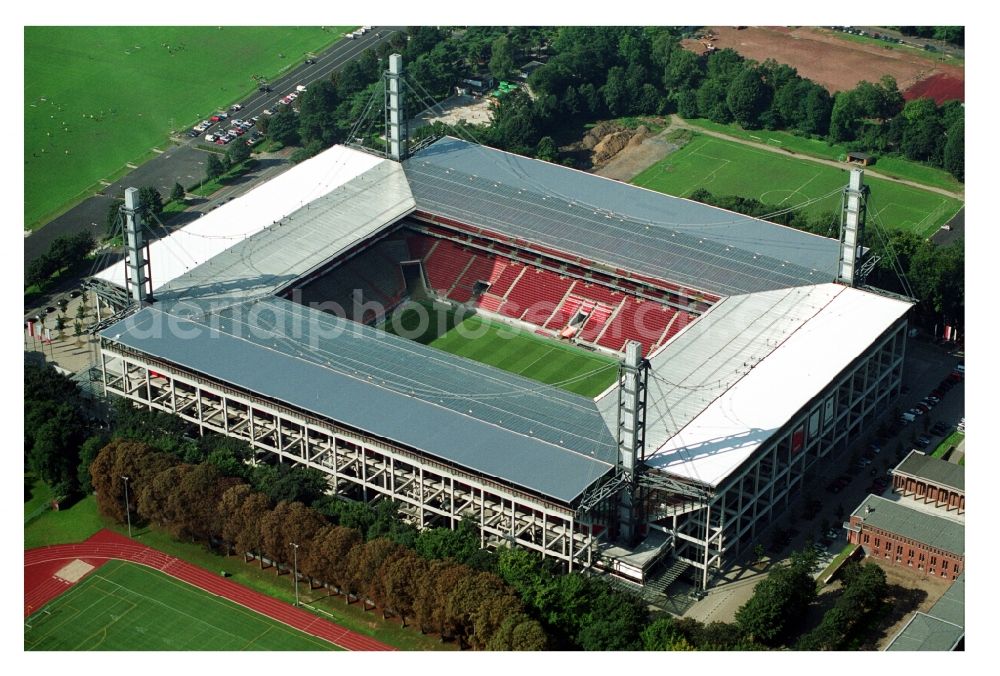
left=102, top=301, right=616, bottom=503
left=405, top=137, right=840, bottom=296
left=927, top=571, right=965, bottom=628
left=155, top=158, right=416, bottom=309
left=886, top=572, right=964, bottom=651
left=894, top=451, right=965, bottom=491
left=885, top=613, right=964, bottom=651
left=852, top=495, right=965, bottom=556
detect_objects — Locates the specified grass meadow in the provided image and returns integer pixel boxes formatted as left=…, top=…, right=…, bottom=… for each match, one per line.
left=632, top=133, right=963, bottom=238
left=24, top=26, right=350, bottom=229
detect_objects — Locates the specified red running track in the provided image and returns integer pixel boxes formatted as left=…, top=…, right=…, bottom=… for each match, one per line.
left=24, top=529, right=393, bottom=651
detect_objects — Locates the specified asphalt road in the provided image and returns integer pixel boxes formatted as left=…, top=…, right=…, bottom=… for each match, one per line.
left=24, top=27, right=404, bottom=269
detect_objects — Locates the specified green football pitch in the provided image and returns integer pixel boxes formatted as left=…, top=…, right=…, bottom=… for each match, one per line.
left=632, top=133, right=963, bottom=238
left=381, top=302, right=619, bottom=398
left=24, top=26, right=351, bottom=229
left=23, top=561, right=337, bottom=651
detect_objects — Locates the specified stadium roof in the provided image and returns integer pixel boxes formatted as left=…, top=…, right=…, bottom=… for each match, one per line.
left=95, top=144, right=386, bottom=292
left=852, top=495, right=965, bottom=556
left=102, top=298, right=617, bottom=504
left=893, top=450, right=965, bottom=492
left=404, top=137, right=841, bottom=296
left=886, top=573, right=965, bottom=651
left=597, top=284, right=912, bottom=488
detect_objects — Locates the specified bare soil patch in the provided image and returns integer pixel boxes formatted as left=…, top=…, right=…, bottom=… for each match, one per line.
left=682, top=26, right=963, bottom=94
left=904, top=73, right=964, bottom=104
left=564, top=117, right=681, bottom=181
left=865, top=557, right=954, bottom=649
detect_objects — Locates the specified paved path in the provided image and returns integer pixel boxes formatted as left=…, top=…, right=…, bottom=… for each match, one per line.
left=24, top=529, right=393, bottom=651
left=668, top=115, right=965, bottom=200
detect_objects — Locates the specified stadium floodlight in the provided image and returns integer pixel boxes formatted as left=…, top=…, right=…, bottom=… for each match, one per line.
left=121, top=476, right=131, bottom=538
left=289, top=542, right=300, bottom=607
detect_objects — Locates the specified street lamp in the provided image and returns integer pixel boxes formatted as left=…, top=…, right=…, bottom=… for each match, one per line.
left=121, top=475, right=132, bottom=538
left=289, top=542, right=300, bottom=607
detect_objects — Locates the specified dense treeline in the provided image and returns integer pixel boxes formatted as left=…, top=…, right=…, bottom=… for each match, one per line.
left=89, top=437, right=546, bottom=649
left=797, top=561, right=888, bottom=650
left=24, top=231, right=95, bottom=289
left=25, top=363, right=95, bottom=498
left=828, top=80, right=963, bottom=180
left=271, top=26, right=962, bottom=184
left=686, top=187, right=964, bottom=323
left=892, top=26, right=964, bottom=47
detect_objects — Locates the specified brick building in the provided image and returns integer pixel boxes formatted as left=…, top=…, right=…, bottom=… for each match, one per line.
left=845, top=495, right=964, bottom=580
left=891, top=450, right=965, bottom=514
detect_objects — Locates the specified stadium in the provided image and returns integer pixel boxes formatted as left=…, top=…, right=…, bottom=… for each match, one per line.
left=88, top=56, right=912, bottom=592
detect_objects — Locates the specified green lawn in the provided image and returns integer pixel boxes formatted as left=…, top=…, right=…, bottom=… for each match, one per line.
left=24, top=560, right=337, bottom=651
left=24, top=26, right=352, bottom=230
left=24, top=477, right=53, bottom=524
left=382, top=302, right=619, bottom=397
left=931, top=430, right=964, bottom=459
left=633, top=133, right=963, bottom=237
left=680, top=118, right=964, bottom=194
left=24, top=494, right=108, bottom=550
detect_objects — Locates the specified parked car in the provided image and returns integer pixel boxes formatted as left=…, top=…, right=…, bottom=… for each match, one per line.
left=230, top=104, right=242, bottom=111
left=205, top=134, right=217, bottom=142
left=295, top=84, right=307, bottom=93
left=305, top=58, right=316, bottom=65
left=262, top=109, right=273, bottom=116
left=188, top=130, right=200, bottom=137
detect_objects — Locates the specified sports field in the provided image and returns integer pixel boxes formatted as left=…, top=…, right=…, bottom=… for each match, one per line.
left=24, top=560, right=337, bottom=651
left=24, top=26, right=350, bottom=229
left=632, top=133, right=963, bottom=238
left=382, top=302, right=618, bottom=398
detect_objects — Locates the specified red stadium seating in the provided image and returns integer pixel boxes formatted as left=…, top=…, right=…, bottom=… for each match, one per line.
left=578, top=302, right=616, bottom=342
left=597, top=298, right=677, bottom=355
left=424, top=240, right=474, bottom=294
left=505, top=268, right=573, bottom=324
left=545, top=294, right=584, bottom=329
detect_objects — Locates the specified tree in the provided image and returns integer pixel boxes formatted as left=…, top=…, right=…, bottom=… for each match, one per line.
left=642, top=616, right=699, bottom=651
left=696, top=78, right=731, bottom=123
left=376, top=550, right=429, bottom=626
left=105, top=198, right=125, bottom=236
left=828, top=91, right=862, bottom=142
left=942, top=118, right=964, bottom=181
left=226, top=139, right=251, bottom=167
left=28, top=404, right=86, bottom=493
left=601, top=66, right=631, bottom=117
left=77, top=432, right=109, bottom=494
left=205, top=153, right=225, bottom=180
left=900, top=97, right=943, bottom=162
left=297, top=80, right=342, bottom=148
left=138, top=186, right=164, bottom=219
left=535, top=136, right=558, bottom=163
left=486, top=612, right=548, bottom=650
left=734, top=547, right=818, bottom=646
left=90, top=439, right=179, bottom=524
left=726, top=67, right=770, bottom=128
left=170, top=182, right=185, bottom=202
left=266, top=106, right=300, bottom=147
left=489, top=34, right=515, bottom=81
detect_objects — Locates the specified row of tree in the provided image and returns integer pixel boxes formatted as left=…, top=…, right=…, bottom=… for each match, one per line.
left=89, top=438, right=546, bottom=649
left=24, top=231, right=96, bottom=289
left=893, top=26, right=964, bottom=47
left=685, top=187, right=964, bottom=323
left=829, top=80, right=963, bottom=180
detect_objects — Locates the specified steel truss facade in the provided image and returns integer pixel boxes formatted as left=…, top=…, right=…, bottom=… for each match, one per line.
left=99, top=339, right=598, bottom=571
left=653, top=319, right=908, bottom=588
left=98, top=317, right=906, bottom=588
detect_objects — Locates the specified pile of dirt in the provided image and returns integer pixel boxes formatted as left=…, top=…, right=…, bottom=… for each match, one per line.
left=587, top=123, right=652, bottom=166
